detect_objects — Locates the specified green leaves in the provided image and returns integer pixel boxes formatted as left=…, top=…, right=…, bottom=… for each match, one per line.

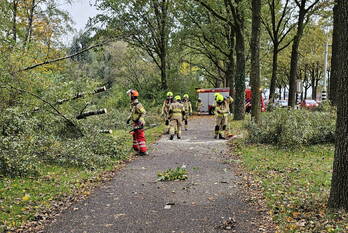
left=245, top=109, right=336, bottom=148
left=157, top=167, right=188, bottom=181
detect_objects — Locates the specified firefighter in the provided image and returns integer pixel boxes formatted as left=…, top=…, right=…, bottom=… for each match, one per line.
left=169, top=95, right=185, bottom=140
left=209, top=93, right=221, bottom=115
left=126, top=89, right=148, bottom=156
left=182, top=94, right=192, bottom=131
left=161, top=91, right=173, bottom=134
left=196, top=98, right=204, bottom=114
left=214, top=94, right=229, bottom=139
left=224, top=96, right=234, bottom=113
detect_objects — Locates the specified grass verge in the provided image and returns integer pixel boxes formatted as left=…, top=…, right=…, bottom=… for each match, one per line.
left=0, top=125, right=164, bottom=232
left=229, top=120, right=348, bottom=233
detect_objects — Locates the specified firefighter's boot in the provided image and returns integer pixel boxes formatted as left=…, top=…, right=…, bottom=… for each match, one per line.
left=139, top=151, right=149, bottom=156
left=164, top=120, right=170, bottom=134
left=219, top=125, right=227, bottom=139
left=214, top=126, right=219, bottom=139
left=184, top=120, right=188, bottom=131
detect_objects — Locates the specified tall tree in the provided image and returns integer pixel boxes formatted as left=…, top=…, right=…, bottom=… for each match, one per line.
left=250, top=0, right=261, bottom=123
left=96, top=0, right=172, bottom=90
left=177, top=1, right=235, bottom=91
left=329, top=0, right=339, bottom=105
left=261, top=0, right=295, bottom=102
left=193, top=0, right=247, bottom=120
left=288, top=0, right=320, bottom=108
left=24, top=0, right=36, bottom=47
left=12, top=0, right=18, bottom=42
left=328, top=0, right=348, bottom=210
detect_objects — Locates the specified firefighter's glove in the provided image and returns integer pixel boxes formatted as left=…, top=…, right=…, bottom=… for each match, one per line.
left=126, top=119, right=131, bottom=125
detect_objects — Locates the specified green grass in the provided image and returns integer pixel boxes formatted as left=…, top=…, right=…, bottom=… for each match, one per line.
left=0, top=125, right=164, bottom=231
left=229, top=120, right=348, bottom=233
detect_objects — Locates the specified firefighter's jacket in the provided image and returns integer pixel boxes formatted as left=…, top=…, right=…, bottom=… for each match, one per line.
left=183, top=100, right=192, bottom=115
left=129, top=99, right=146, bottom=125
left=169, top=102, right=185, bottom=120
left=224, top=96, right=234, bottom=113
left=161, top=99, right=171, bottom=116
left=196, top=101, right=203, bottom=110
left=215, top=102, right=229, bottom=117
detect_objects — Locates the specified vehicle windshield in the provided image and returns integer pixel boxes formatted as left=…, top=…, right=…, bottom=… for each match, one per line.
left=305, top=100, right=317, bottom=104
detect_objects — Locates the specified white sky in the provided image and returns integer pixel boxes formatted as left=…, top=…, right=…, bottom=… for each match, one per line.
left=60, top=0, right=100, bottom=45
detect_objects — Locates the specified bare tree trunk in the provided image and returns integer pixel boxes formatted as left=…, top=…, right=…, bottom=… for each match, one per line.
left=329, top=0, right=348, bottom=210
left=251, top=0, right=261, bottom=123
left=329, top=2, right=340, bottom=105
left=311, top=71, right=317, bottom=100
left=288, top=9, right=306, bottom=107
left=159, top=0, right=168, bottom=90
left=24, top=0, right=36, bottom=47
left=278, top=86, right=282, bottom=99
left=269, top=45, right=278, bottom=102
left=234, top=27, right=246, bottom=120
left=12, top=0, right=17, bottom=42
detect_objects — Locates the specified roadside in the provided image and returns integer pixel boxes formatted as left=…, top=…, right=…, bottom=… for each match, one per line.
left=229, top=120, right=348, bottom=232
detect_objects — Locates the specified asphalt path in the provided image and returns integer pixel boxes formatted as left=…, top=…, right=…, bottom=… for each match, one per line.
left=44, top=116, right=265, bottom=233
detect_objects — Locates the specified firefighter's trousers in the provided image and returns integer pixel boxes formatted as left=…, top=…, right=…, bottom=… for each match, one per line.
left=183, top=114, right=189, bottom=130
left=169, top=115, right=182, bottom=137
left=132, top=123, right=147, bottom=153
left=163, top=113, right=170, bottom=134
left=215, top=115, right=228, bottom=137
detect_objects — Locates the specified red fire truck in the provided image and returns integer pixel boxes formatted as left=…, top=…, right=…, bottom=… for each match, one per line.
left=196, top=88, right=266, bottom=114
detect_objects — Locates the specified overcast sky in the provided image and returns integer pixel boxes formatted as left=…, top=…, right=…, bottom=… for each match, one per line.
left=60, top=0, right=100, bottom=45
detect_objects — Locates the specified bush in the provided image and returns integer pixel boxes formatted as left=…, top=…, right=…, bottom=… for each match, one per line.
left=245, top=109, right=336, bottom=148
left=0, top=107, right=131, bottom=177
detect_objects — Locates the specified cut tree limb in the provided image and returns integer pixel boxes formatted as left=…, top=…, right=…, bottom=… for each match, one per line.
left=14, top=42, right=109, bottom=74
left=57, top=86, right=107, bottom=105
left=76, top=109, right=107, bottom=120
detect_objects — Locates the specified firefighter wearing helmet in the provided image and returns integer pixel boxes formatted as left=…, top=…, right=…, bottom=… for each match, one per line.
left=161, top=91, right=173, bottom=134
left=182, top=94, right=192, bottom=131
left=214, top=94, right=229, bottom=139
left=168, top=95, right=185, bottom=140
left=210, top=92, right=221, bottom=114
left=126, top=89, right=148, bottom=155
left=196, top=98, right=204, bottom=115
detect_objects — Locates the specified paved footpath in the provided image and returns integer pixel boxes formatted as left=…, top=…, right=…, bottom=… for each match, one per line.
left=44, top=116, right=265, bottom=233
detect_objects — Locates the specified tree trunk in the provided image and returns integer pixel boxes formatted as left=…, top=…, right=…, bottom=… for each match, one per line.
left=227, top=29, right=235, bottom=113
left=24, top=0, right=36, bottom=47
left=283, top=87, right=287, bottom=100
left=12, top=0, right=17, bottom=42
left=250, top=0, right=261, bottom=123
left=288, top=7, right=306, bottom=108
left=311, top=72, right=317, bottom=100
left=329, top=2, right=340, bottom=105
left=304, top=85, right=308, bottom=99
left=269, top=45, right=279, bottom=102
left=328, top=0, right=348, bottom=210
left=159, top=0, right=168, bottom=90
left=234, top=27, right=246, bottom=120
left=278, top=86, right=282, bottom=99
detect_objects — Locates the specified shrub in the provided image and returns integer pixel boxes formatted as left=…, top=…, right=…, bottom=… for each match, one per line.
left=245, top=109, right=336, bottom=148
left=0, top=107, right=131, bottom=177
